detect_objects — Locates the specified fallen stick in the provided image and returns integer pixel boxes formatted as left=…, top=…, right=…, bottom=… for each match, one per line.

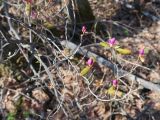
left=61, top=41, right=160, bottom=92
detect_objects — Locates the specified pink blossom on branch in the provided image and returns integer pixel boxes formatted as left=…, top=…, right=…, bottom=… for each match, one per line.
left=138, top=47, right=145, bottom=62
left=86, top=58, right=94, bottom=66
left=139, top=48, right=145, bottom=56
left=82, top=26, right=87, bottom=34
left=112, top=79, right=118, bottom=87
left=108, top=38, right=116, bottom=47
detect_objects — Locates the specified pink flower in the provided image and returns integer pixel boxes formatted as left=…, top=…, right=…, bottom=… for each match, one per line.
left=112, top=79, right=118, bottom=87
left=139, top=47, right=145, bottom=62
left=139, top=48, right=144, bottom=56
left=108, top=38, right=116, bottom=47
left=86, top=58, right=94, bottom=66
left=82, top=26, right=87, bottom=34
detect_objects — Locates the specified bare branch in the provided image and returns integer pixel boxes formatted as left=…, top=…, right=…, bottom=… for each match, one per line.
left=61, top=40, right=160, bottom=92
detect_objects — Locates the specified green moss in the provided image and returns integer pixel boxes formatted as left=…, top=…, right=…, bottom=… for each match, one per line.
left=7, top=113, right=16, bottom=120
left=23, top=111, right=30, bottom=118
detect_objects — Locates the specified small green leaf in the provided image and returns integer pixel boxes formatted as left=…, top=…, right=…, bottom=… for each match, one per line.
left=105, top=86, right=124, bottom=97
left=44, top=22, right=54, bottom=29
left=105, top=86, right=115, bottom=96
left=25, top=3, right=31, bottom=16
left=115, top=48, right=131, bottom=55
left=99, top=42, right=109, bottom=48
left=7, top=113, right=16, bottom=120
left=114, top=45, right=121, bottom=49
left=80, top=66, right=91, bottom=76
left=23, top=111, right=30, bottom=118
left=124, top=29, right=129, bottom=36
left=144, top=48, right=149, bottom=54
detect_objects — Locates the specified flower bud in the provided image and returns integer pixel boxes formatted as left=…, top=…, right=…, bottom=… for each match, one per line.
left=82, top=26, right=87, bottom=34
left=108, top=38, right=116, bottom=47
left=139, top=48, right=144, bottom=56
left=112, top=79, right=118, bottom=87
left=138, top=48, right=145, bottom=62
left=86, top=58, right=94, bottom=66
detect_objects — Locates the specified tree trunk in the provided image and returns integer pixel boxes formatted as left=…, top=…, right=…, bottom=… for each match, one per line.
left=64, top=0, right=95, bottom=24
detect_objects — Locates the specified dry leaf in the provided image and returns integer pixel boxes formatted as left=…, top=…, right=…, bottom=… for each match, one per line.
left=31, top=100, right=42, bottom=110
left=93, top=80, right=103, bottom=88
left=32, top=89, right=49, bottom=103
left=135, top=99, right=144, bottom=110
left=148, top=92, right=160, bottom=110
left=149, top=71, right=160, bottom=83
left=61, top=88, right=74, bottom=102
left=139, top=56, right=145, bottom=62
left=3, top=91, right=17, bottom=113
left=94, top=102, right=110, bottom=119
left=5, top=101, right=16, bottom=113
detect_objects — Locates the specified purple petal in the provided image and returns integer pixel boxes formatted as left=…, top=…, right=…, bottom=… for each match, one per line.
left=87, top=58, right=93, bottom=66
left=139, top=48, right=144, bottom=56
left=82, top=26, right=87, bottom=33
left=112, top=79, right=118, bottom=87
left=108, top=38, right=116, bottom=46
